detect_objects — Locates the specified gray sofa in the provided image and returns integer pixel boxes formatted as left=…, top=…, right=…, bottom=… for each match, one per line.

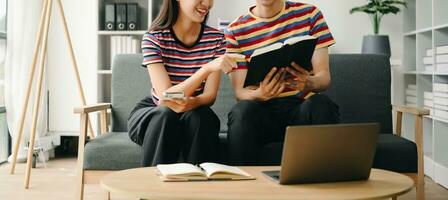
left=75, top=54, right=426, bottom=199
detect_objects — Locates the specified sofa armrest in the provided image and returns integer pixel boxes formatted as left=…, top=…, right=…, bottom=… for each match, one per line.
left=393, top=105, right=429, bottom=116
left=74, top=103, right=111, bottom=114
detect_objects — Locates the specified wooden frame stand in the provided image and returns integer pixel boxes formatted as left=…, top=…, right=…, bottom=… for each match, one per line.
left=8, top=0, right=95, bottom=189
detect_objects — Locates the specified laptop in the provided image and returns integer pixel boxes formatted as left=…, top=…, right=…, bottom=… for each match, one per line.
left=263, top=123, right=380, bottom=184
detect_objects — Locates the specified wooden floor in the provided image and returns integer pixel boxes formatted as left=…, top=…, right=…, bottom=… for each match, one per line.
left=1, top=158, right=448, bottom=200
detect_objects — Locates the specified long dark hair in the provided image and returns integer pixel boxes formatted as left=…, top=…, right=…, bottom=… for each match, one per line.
left=149, top=0, right=209, bottom=31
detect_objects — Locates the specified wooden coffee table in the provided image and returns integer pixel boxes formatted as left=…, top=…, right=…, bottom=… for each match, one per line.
left=100, top=166, right=414, bottom=200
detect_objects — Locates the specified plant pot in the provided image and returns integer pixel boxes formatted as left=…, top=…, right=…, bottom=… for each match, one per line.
left=362, top=35, right=391, bottom=58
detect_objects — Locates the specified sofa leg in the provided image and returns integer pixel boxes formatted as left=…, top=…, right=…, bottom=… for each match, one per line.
left=76, top=170, right=84, bottom=200
left=76, top=113, right=88, bottom=200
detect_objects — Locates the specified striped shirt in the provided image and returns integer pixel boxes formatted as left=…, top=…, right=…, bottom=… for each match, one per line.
left=225, top=1, right=335, bottom=99
left=142, top=25, right=226, bottom=104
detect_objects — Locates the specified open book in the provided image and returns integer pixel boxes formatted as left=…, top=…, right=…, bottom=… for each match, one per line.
left=156, top=163, right=255, bottom=182
left=244, top=35, right=318, bottom=87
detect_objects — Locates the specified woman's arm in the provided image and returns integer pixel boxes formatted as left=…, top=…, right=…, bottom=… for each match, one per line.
left=148, top=54, right=242, bottom=98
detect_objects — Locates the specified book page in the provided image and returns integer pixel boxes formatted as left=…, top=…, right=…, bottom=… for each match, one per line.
left=199, top=163, right=252, bottom=178
left=284, top=35, right=316, bottom=45
left=251, top=43, right=284, bottom=58
left=157, top=163, right=206, bottom=178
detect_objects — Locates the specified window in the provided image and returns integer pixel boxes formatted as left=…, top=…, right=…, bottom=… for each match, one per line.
left=0, top=0, right=8, bottom=164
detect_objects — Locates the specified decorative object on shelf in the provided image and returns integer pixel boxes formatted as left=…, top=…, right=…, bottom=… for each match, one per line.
left=350, top=0, right=407, bottom=57
left=9, top=0, right=94, bottom=189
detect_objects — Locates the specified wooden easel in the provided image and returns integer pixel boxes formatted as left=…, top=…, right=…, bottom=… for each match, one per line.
left=9, top=0, right=95, bottom=189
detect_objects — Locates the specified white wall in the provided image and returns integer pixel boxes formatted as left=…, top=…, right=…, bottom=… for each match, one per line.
left=47, top=0, right=97, bottom=133
left=209, top=0, right=403, bottom=60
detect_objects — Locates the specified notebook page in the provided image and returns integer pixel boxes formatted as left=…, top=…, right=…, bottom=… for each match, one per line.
left=199, top=163, right=251, bottom=178
left=157, top=163, right=205, bottom=177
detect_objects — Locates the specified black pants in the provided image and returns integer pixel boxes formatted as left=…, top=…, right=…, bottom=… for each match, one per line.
left=227, top=94, right=340, bottom=165
left=128, top=98, right=220, bottom=167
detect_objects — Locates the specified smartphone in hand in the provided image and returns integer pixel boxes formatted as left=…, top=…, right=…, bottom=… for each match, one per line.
left=162, top=91, right=185, bottom=100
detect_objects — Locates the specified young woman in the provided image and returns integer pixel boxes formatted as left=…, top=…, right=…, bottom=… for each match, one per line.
left=128, top=0, right=243, bottom=167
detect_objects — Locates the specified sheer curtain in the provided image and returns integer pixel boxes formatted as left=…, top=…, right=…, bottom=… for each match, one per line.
left=5, top=0, right=47, bottom=163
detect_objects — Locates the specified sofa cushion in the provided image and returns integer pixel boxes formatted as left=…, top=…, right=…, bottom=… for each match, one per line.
left=111, top=54, right=150, bottom=132
left=257, top=134, right=417, bottom=173
left=373, top=134, right=417, bottom=173
left=83, top=132, right=143, bottom=170
left=211, top=73, right=237, bottom=133
left=84, top=132, right=230, bottom=170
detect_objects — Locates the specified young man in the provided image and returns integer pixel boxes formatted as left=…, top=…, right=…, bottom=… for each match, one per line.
left=225, top=0, right=340, bottom=165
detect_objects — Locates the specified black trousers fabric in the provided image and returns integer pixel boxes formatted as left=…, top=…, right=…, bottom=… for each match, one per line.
left=227, top=94, right=340, bottom=165
left=128, top=97, right=220, bottom=167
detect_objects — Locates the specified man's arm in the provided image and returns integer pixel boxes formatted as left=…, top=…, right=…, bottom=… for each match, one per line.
left=309, top=48, right=331, bottom=92
left=285, top=47, right=331, bottom=93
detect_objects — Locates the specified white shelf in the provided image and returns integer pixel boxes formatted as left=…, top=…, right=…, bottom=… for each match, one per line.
left=98, top=70, right=112, bottom=75
left=98, top=30, right=147, bottom=36
left=434, top=23, right=448, bottom=30
left=399, top=0, right=448, bottom=188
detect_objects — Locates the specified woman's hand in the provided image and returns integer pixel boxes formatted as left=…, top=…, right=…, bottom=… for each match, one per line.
left=204, top=54, right=246, bottom=74
left=285, top=62, right=315, bottom=92
left=161, top=97, right=199, bottom=113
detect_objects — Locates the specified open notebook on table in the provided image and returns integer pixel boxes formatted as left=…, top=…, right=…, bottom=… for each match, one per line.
left=156, top=163, right=255, bottom=182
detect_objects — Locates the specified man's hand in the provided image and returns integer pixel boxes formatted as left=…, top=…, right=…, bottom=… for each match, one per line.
left=252, top=67, right=286, bottom=101
left=285, top=62, right=315, bottom=92
left=161, top=97, right=198, bottom=113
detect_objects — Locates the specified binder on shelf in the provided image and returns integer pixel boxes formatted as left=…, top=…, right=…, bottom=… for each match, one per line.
left=121, top=36, right=127, bottom=54
left=105, top=3, right=116, bottom=30
left=131, top=38, right=140, bottom=53
left=127, top=36, right=133, bottom=54
left=116, top=36, right=122, bottom=56
left=436, top=45, right=448, bottom=55
left=116, top=3, right=127, bottom=30
left=127, top=3, right=138, bottom=30
left=110, top=36, right=117, bottom=65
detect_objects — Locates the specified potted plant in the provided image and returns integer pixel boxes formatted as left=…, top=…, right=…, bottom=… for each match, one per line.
left=350, top=0, right=407, bottom=57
